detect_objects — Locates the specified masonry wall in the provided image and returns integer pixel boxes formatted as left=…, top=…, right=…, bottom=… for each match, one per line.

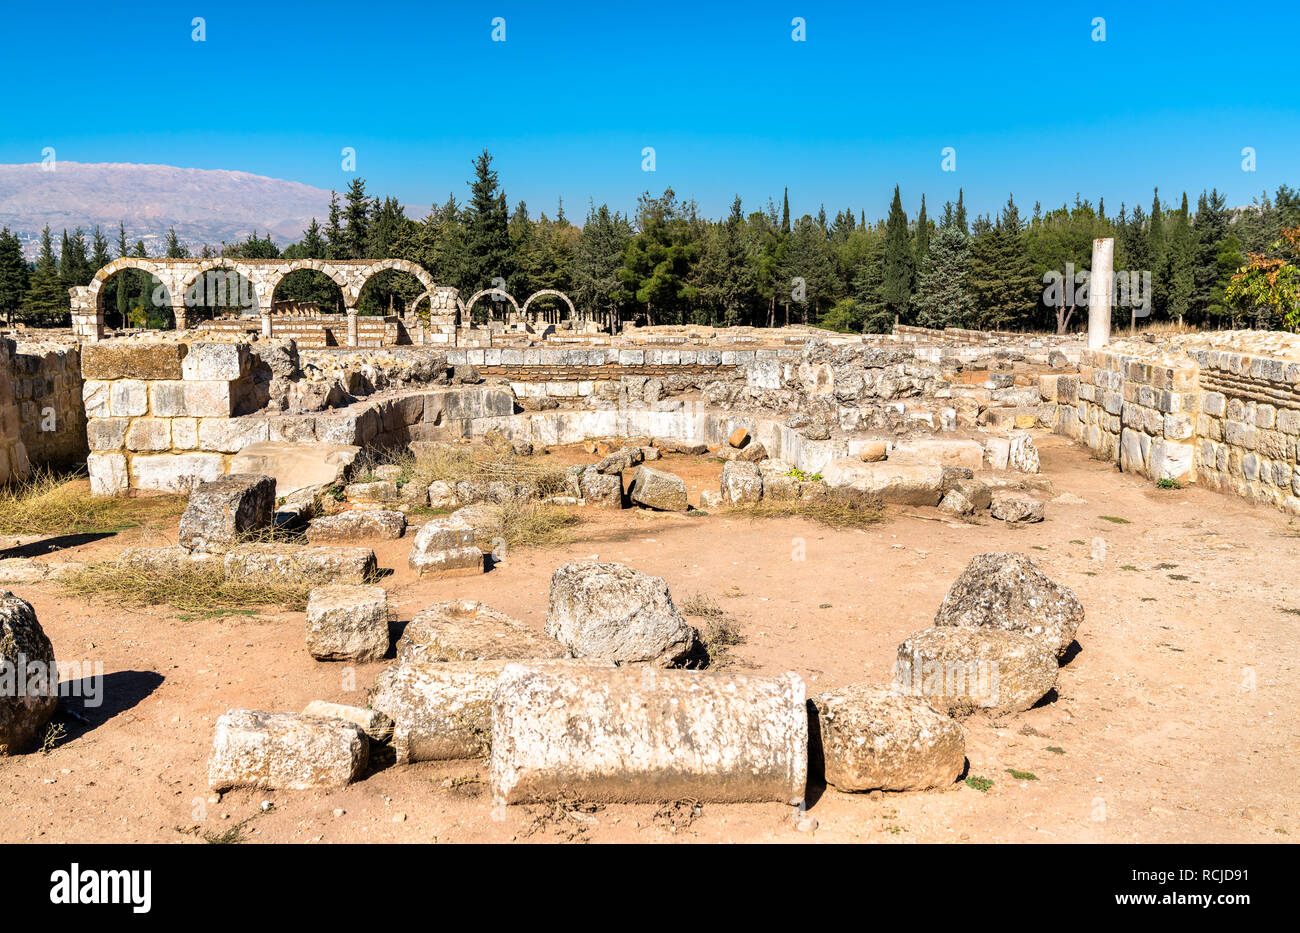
left=0, top=340, right=31, bottom=485
left=9, top=342, right=87, bottom=470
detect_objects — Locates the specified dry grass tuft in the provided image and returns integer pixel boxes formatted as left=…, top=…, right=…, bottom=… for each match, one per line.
left=357, top=440, right=573, bottom=501
left=680, top=591, right=725, bottom=618
left=0, top=469, right=185, bottom=537
left=59, top=556, right=331, bottom=613
left=727, top=487, right=887, bottom=529
left=468, top=502, right=585, bottom=554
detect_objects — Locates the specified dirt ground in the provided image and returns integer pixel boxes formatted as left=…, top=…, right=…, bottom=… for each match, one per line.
left=2, top=434, right=1297, bottom=844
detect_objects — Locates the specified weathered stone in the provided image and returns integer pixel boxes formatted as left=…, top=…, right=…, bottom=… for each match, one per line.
left=427, top=480, right=457, bottom=508
left=722, top=439, right=768, bottom=462
left=857, top=439, right=888, bottom=462
left=81, top=341, right=187, bottom=380
left=821, top=458, right=944, bottom=506
left=368, top=661, right=507, bottom=763
left=407, top=517, right=483, bottom=577
left=934, top=552, right=1083, bottom=659
left=699, top=489, right=722, bottom=509
left=182, top=342, right=250, bottom=381
left=178, top=473, right=276, bottom=553
left=300, top=701, right=393, bottom=743
left=345, top=480, right=398, bottom=503
left=148, top=380, right=235, bottom=418
left=721, top=460, right=763, bottom=505
left=490, top=664, right=808, bottom=805
left=654, top=438, right=709, bottom=455
left=808, top=683, right=965, bottom=793
left=594, top=446, right=644, bottom=474
left=628, top=465, right=688, bottom=511
left=224, top=543, right=377, bottom=585
left=305, top=509, right=406, bottom=543
left=545, top=561, right=696, bottom=665
left=0, top=592, right=57, bottom=755
left=397, top=599, right=566, bottom=663
left=990, top=491, right=1045, bottom=523
left=86, top=417, right=129, bottom=451
left=894, top=626, right=1058, bottom=716
left=124, top=417, right=172, bottom=452
left=891, top=439, right=985, bottom=470
left=954, top=477, right=992, bottom=510
left=129, top=452, right=225, bottom=494
left=305, top=584, right=389, bottom=662
left=728, top=427, right=750, bottom=448
left=87, top=452, right=128, bottom=496
left=579, top=467, right=624, bottom=509
left=207, top=709, right=367, bottom=791
left=938, top=488, right=976, bottom=517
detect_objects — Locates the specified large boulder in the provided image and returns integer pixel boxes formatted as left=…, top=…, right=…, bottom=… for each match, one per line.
left=228, top=442, right=360, bottom=496
left=628, top=465, right=688, bottom=512
left=544, top=561, right=695, bottom=666
left=407, top=517, right=483, bottom=577
left=0, top=592, right=57, bottom=755
left=933, top=552, right=1083, bottom=659
left=304, top=509, right=406, bottom=543
left=178, top=473, right=276, bottom=553
left=720, top=460, right=762, bottom=506
left=397, top=599, right=566, bottom=663
left=490, top=663, right=808, bottom=805
left=894, top=627, right=1058, bottom=716
left=305, top=585, right=389, bottom=662
left=808, top=683, right=965, bottom=792
left=368, top=661, right=508, bottom=763
left=579, top=467, right=623, bottom=509
left=207, top=709, right=368, bottom=790
left=821, top=459, right=944, bottom=506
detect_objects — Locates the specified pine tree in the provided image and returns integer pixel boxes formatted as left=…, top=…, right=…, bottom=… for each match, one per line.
left=0, top=227, right=30, bottom=325
left=1191, top=189, right=1231, bottom=323
left=464, top=149, right=514, bottom=297
left=325, top=191, right=345, bottom=259
left=1161, top=193, right=1196, bottom=323
left=967, top=196, right=1038, bottom=330
left=89, top=226, right=110, bottom=274
left=912, top=224, right=974, bottom=329
left=881, top=185, right=913, bottom=323
left=341, top=178, right=372, bottom=260
left=573, top=202, right=633, bottom=327
left=914, top=194, right=930, bottom=269
left=164, top=226, right=189, bottom=259
left=24, top=226, right=69, bottom=324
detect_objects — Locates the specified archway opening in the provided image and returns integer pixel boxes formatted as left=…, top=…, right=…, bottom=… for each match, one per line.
left=525, top=292, right=572, bottom=327
left=183, top=265, right=258, bottom=324
left=358, top=268, right=426, bottom=317
left=97, top=266, right=173, bottom=331
left=271, top=269, right=345, bottom=316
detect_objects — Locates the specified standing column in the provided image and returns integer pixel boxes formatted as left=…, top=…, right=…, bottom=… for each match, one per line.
left=173, top=299, right=188, bottom=334
left=346, top=307, right=359, bottom=347
left=260, top=308, right=273, bottom=338
left=1088, top=237, right=1114, bottom=349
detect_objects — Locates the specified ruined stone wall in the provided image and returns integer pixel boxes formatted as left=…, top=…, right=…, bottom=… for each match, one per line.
left=0, top=340, right=30, bottom=485
left=1052, top=333, right=1300, bottom=514
left=8, top=342, right=87, bottom=471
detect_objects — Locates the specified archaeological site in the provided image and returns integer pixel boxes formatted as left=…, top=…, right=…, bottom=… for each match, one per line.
left=2, top=274, right=1296, bottom=852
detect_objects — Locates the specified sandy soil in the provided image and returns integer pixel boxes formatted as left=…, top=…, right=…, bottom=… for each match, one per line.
left=1, top=434, right=1297, bottom=844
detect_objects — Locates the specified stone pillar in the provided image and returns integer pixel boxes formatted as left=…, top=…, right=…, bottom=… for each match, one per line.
left=260, top=309, right=273, bottom=338
left=69, top=287, right=103, bottom=342
left=1088, top=237, right=1114, bottom=350
left=346, top=308, right=359, bottom=347
left=173, top=300, right=189, bottom=334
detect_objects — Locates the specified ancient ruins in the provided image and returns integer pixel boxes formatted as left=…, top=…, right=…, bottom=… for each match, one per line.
left=1, top=259, right=1297, bottom=843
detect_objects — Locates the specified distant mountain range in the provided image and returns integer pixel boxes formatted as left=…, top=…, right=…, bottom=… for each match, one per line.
left=0, top=162, right=337, bottom=259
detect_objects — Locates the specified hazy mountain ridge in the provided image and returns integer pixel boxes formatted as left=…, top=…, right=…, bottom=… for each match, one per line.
left=0, top=161, right=336, bottom=258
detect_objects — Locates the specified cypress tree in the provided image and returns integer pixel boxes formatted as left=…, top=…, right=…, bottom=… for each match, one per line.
left=881, top=185, right=913, bottom=323
left=464, top=149, right=514, bottom=295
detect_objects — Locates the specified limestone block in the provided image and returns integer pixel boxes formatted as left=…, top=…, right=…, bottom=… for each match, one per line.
left=300, top=701, right=393, bottom=743
left=82, top=380, right=110, bottom=418
left=130, top=452, right=225, bottom=494
left=628, top=465, right=688, bottom=511
left=368, top=660, right=509, bottom=763
left=87, top=452, right=129, bottom=496
left=895, top=626, right=1057, bottom=716
left=81, top=341, right=186, bottom=380
left=305, top=584, right=389, bottom=662
left=178, top=473, right=276, bottom=553
left=397, top=599, right=566, bottom=663
left=198, top=416, right=270, bottom=453
left=182, top=342, right=250, bottom=381
left=579, top=467, right=623, bottom=509
left=224, top=544, right=377, bottom=585
left=721, top=460, right=763, bottom=505
left=229, top=441, right=360, bottom=496
left=1149, top=438, right=1196, bottom=485
left=408, top=517, right=483, bottom=577
left=171, top=417, right=199, bottom=450
left=934, top=552, right=1083, bottom=659
left=544, top=561, right=695, bottom=666
left=489, top=664, right=808, bottom=805
left=149, top=380, right=235, bottom=418
left=86, top=417, right=129, bottom=451
left=809, top=682, right=964, bottom=793
left=890, top=438, right=985, bottom=470
left=0, top=591, right=57, bottom=755
left=207, top=709, right=367, bottom=791
left=990, top=491, right=1045, bottom=523
left=124, top=417, right=171, bottom=452
left=821, top=458, right=944, bottom=506
left=109, top=379, right=148, bottom=417
left=305, top=509, right=406, bottom=543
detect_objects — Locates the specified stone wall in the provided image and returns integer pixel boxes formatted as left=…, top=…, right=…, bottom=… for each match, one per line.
left=8, top=341, right=87, bottom=470
left=1049, top=333, right=1300, bottom=514
left=0, top=340, right=30, bottom=485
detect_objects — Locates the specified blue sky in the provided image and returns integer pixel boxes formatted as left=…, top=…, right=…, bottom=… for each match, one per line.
left=4, top=0, right=1296, bottom=223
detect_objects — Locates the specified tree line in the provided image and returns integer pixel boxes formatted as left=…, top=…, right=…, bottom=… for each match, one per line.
left=1, top=149, right=1297, bottom=332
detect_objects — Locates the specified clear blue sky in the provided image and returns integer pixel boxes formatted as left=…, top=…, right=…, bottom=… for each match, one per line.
left=4, top=0, right=1296, bottom=224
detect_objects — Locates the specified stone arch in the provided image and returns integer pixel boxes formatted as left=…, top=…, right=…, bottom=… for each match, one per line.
left=178, top=259, right=260, bottom=318
left=356, top=258, right=436, bottom=317
left=464, top=288, right=521, bottom=321
left=522, top=288, right=576, bottom=322
left=85, top=257, right=180, bottom=330
left=265, top=259, right=354, bottom=309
